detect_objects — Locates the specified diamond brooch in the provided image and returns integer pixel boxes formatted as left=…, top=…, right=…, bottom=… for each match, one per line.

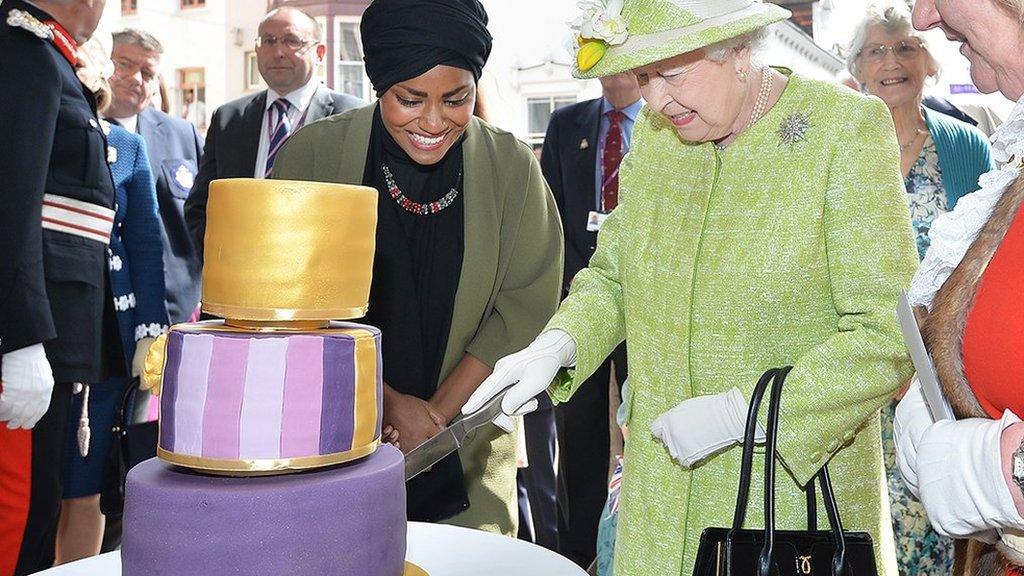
left=778, top=113, right=811, bottom=146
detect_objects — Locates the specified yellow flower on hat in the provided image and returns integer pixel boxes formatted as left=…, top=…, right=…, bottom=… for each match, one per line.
left=576, top=39, right=608, bottom=72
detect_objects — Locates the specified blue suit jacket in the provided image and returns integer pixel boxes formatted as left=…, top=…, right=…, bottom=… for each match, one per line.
left=135, top=107, right=204, bottom=324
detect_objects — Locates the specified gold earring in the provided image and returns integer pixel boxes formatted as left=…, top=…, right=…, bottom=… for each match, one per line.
left=737, top=70, right=749, bottom=82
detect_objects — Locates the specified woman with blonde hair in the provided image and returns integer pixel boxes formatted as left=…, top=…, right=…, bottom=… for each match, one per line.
left=56, top=35, right=167, bottom=565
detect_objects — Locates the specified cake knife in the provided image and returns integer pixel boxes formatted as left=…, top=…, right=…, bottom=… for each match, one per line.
left=896, top=290, right=956, bottom=422
left=403, top=390, right=508, bottom=481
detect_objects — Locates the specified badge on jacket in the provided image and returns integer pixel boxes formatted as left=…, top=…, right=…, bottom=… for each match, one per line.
left=174, top=164, right=195, bottom=191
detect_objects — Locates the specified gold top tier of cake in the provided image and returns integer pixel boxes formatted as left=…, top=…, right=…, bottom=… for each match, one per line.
left=202, top=179, right=378, bottom=323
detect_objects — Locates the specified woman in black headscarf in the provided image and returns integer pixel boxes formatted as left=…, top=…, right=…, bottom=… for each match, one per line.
left=272, top=0, right=563, bottom=534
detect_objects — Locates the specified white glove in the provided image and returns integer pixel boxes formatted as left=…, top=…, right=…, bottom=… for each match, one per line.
left=0, top=344, right=56, bottom=429
left=916, top=410, right=1024, bottom=539
left=462, top=329, right=577, bottom=417
left=132, top=337, right=156, bottom=378
left=650, top=387, right=763, bottom=468
left=893, top=378, right=935, bottom=497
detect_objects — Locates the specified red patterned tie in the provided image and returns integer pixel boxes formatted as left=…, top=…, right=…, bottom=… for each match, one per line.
left=601, top=110, right=625, bottom=211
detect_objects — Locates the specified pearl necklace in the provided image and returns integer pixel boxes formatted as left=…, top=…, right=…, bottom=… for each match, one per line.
left=747, top=66, right=774, bottom=132
left=717, top=67, right=774, bottom=150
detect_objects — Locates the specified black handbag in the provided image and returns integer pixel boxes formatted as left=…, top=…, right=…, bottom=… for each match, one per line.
left=99, top=377, right=158, bottom=516
left=692, top=367, right=878, bottom=576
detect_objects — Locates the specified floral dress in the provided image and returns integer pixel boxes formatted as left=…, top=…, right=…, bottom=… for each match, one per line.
left=879, top=133, right=954, bottom=576
left=905, top=135, right=950, bottom=259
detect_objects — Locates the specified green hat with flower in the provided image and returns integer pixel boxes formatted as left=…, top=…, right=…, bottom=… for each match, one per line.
left=572, top=0, right=791, bottom=79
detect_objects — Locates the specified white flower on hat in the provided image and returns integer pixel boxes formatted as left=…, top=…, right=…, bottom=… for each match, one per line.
left=571, top=0, right=629, bottom=46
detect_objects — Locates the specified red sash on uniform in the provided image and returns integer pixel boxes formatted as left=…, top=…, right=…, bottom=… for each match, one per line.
left=42, top=19, right=76, bottom=66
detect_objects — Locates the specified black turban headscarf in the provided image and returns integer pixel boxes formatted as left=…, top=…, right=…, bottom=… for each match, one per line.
left=360, top=0, right=492, bottom=96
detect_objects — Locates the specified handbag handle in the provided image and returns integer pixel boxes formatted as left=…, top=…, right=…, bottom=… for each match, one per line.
left=731, top=368, right=777, bottom=529
left=730, top=368, right=849, bottom=576
left=115, top=377, right=142, bottom=471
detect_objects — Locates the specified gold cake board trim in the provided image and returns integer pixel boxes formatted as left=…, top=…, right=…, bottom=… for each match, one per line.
left=405, top=561, right=428, bottom=576
left=157, top=440, right=380, bottom=476
left=202, top=302, right=369, bottom=323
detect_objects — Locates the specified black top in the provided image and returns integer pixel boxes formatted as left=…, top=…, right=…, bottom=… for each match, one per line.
left=362, top=105, right=467, bottom=521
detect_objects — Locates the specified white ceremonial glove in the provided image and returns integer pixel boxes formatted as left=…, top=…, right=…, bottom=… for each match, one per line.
left=650, top=387, right=764, bottom=468
left=462, top=329, right=577, bottom=418
left=0, top=344, right=56, bottom=429
left=132, top=337, right=157, bottom=378
left=893, top=378, right=935, bottom=497
left=916, top=410, right=1024, bottom=540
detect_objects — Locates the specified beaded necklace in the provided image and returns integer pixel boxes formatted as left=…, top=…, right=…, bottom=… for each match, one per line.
left=382, top=163, right=461, bottom=216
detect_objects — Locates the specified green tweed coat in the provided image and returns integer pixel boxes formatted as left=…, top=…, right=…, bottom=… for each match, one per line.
left=271, top=105, right=564, bottom=536
left=547, top=73, right=918, bottom=576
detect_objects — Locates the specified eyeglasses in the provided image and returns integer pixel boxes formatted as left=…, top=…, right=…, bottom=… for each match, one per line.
left=256, top=34, right=316, bottom=52
left=112, top=57, right=158, bottom=83
left=857, top=40, right=925, bottom=63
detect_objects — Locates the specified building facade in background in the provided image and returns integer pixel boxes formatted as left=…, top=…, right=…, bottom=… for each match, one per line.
left=100, top=0, right=1010, bottom=143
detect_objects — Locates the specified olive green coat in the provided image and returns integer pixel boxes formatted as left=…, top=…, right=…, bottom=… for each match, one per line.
left=546, top=74, right=918, bottom=575
left=272, top=105, right=564, bottom=535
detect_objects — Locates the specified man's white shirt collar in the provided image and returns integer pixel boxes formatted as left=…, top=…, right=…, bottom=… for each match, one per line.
left=111, top=114, right=139, bottom=134
left=266, top=77, right=321, bottom=113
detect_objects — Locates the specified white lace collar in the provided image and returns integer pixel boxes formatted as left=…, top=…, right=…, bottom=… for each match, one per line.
left=907, top=96, right=1024, bottom=309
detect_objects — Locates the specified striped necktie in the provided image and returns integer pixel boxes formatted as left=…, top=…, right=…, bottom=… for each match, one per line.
left=264, top=98, right=293, bottom=178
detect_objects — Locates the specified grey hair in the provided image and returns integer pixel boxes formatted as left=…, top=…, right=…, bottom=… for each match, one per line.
left=260, top=7, right=322, bottom=43
left=112, top=28, right=164, bottom=54
left=846, top=3, right=938, bottom=78
left=993, top=0, right=1024, bottom=22
left=704, top=28, right=770, bottom=64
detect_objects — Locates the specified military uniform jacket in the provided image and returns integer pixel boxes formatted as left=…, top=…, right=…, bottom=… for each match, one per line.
left=0, top=0, right=119, bottom=383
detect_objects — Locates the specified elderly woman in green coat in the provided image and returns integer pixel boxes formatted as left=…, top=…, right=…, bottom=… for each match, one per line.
left=464, top=0, right=917, bottom=574
left=272, top=0, right=562, bottom=536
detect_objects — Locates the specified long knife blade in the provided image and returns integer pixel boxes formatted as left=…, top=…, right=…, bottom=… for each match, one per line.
left=896, top=290, right=955, bottom=421
left=403, top=390, right=508, bottom=481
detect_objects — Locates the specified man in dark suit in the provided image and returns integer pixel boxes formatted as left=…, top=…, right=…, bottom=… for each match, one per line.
left=0, top=1, right=121, bottom=573
left=184, top=7, right=363, bottom=257
left=539, top=71, right=641, bottom=569
left=105, top=28, right=204, bottom=325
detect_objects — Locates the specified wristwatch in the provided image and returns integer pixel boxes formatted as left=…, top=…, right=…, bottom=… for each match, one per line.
left=1013, top=437, right=1024, bottom=495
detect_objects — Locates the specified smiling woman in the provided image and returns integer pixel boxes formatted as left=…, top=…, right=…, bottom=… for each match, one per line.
left=844, top=8, right=993, bottom=574
left=270, top=0, right=563, bottom=538
left=379, top=66, right=476, bottom=167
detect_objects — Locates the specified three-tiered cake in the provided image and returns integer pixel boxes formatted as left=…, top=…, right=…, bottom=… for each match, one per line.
left=121, top=179, right=415, bottom=576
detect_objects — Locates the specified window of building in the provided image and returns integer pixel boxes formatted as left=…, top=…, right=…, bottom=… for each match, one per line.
left=121, top=0, right=137, bottom=15
left=244, top=52, right=263, bottom=91
left=526, top=95, right=576, bottom=144
left=177, top=67, right=206, bottom=124
left=180, top=0, right=205, bottom=8
left=335, top=21, right=371, bottom=101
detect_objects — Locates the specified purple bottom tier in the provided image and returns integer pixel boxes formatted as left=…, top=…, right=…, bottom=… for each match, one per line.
left=122, top=444, right=406, bottom=576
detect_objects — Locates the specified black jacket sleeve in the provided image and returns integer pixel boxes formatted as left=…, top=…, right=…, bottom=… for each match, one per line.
left=0, top=37, right=60, bottom=353
left=184, top=107, right=219, bottom=262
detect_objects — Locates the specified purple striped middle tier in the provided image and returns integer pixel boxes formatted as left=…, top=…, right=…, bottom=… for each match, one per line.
left=156, top=320, right=382, bottom=474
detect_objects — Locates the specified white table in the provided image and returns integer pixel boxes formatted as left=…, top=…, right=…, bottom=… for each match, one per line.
left=36, top=522, right=587, bottom=576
